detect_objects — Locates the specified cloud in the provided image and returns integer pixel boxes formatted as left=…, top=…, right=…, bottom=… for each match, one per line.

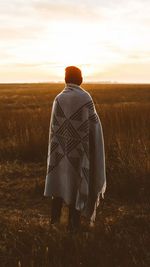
left=90, top=62, right=150, bottom=83
left=0, top=25, right=45, bottom=41
left=0, top=61, right=62, bottom=68
left=0, top=0, right=150, bottom=83
left=0, top=0, right=103, bottom=22
left=30, top=1, right=103, bottom=22
left=0, top=0, right=103, bottom=43
left=16, top=62, right=59, bottom=68
left=127, top=51, right=150, bottom=62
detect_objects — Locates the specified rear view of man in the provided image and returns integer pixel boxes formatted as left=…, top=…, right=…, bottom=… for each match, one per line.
left=44, top=66, right=106, bottom=232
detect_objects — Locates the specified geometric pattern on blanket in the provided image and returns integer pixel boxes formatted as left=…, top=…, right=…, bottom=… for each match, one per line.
left=47, top=98, right=99, bottom=177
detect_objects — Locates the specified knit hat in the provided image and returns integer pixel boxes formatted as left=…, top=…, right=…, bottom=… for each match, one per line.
left=65, top=66, right=82, bottom=85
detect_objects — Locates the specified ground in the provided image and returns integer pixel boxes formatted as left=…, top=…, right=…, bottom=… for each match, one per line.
left=0, top=83, right=149, bottom=267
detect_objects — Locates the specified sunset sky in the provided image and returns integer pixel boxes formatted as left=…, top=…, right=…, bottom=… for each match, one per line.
left=0, top=0, right=150, bottom=83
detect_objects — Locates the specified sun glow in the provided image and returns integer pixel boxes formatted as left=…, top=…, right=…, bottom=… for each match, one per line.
left=39, top=21, right=100, bottom=78
left=0, top=0, right=150, bottom=82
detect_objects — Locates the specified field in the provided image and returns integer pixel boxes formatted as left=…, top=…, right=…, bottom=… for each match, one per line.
left=0, top=83, right=150, bottom=267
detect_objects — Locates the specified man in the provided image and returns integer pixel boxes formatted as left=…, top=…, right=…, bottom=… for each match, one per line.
left=44, top=66, right=106, bottom=231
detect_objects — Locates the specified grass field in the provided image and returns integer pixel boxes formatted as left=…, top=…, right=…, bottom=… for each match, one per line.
left=0, top=83, right=150, bottom=267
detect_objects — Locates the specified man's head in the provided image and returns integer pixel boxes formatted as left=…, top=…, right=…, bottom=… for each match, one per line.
left=65, top=66, right=83, bottom=85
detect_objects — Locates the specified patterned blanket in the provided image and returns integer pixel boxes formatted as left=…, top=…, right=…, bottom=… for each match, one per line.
left=44, top=83, right=106, bottom=222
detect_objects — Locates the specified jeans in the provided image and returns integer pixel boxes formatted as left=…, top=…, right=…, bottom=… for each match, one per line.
left=50, top=196, right=81, bottom=231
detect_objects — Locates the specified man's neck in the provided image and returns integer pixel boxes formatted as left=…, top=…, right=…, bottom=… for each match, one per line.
left=66, top=83, right=81, bottom=89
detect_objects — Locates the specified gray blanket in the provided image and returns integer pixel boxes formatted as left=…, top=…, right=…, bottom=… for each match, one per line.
left=44, top=83, right=106, bottom=222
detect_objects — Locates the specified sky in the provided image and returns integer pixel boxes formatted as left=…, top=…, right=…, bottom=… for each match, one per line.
left=0, top=0, right=150, bottom=83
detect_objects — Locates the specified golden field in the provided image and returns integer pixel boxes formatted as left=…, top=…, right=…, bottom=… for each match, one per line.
left=0, top=83, right=150, bottom=267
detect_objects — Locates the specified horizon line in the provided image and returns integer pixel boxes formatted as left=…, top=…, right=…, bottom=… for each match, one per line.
left=0, top=81, right=150, bottom=85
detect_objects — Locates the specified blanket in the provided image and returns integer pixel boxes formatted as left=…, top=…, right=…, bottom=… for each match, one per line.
left=44, top=83, right=106, bottom=222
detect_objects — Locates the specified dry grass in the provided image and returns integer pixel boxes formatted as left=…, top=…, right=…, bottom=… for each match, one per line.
left=0, top=83, right=150, bottom=267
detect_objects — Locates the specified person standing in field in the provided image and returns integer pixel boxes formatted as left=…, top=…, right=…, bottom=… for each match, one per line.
left=44, top=66, right=106, bottom=232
